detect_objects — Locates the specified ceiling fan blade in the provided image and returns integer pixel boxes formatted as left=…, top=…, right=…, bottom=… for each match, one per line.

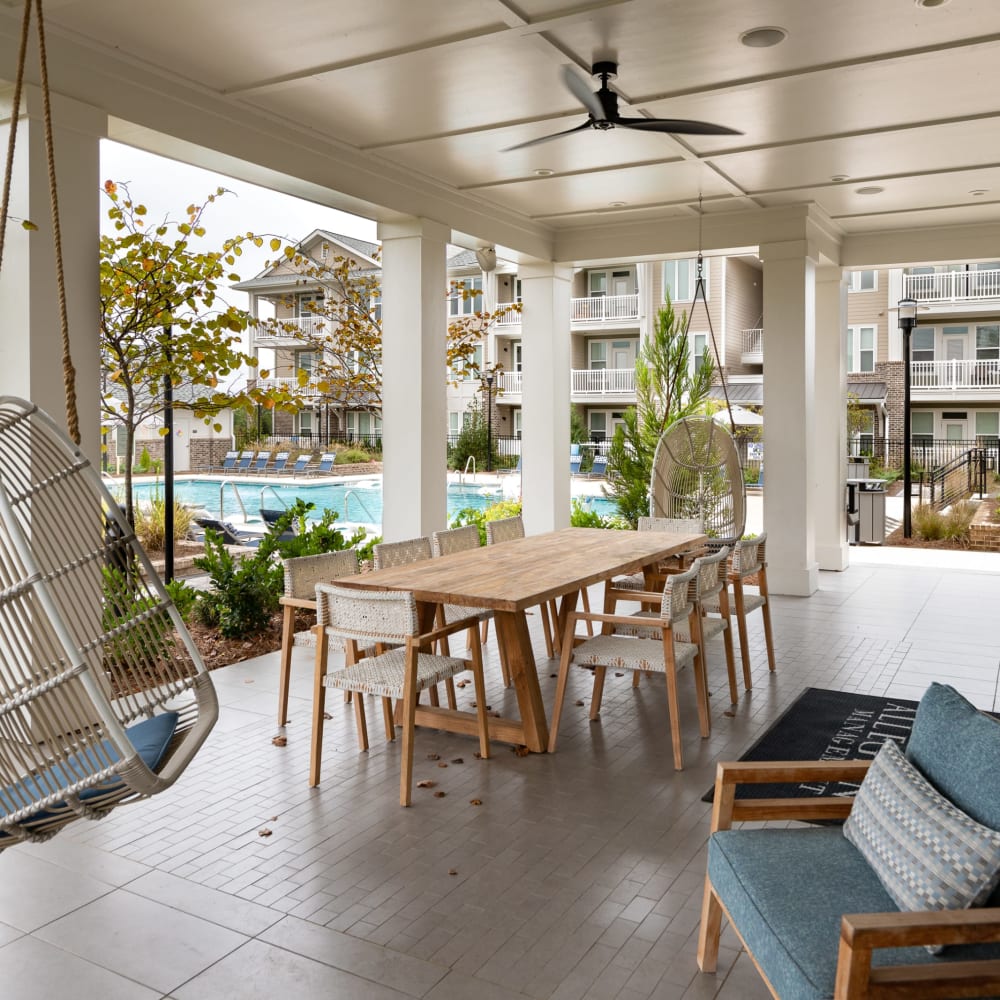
left=502, top=120, right=592, bottom=152
left=561, top=64, right=606, bottom=121
left=617, top=116, right=742, bottom=136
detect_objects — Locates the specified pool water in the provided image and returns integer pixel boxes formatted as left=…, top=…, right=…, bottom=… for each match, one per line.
left=128, top=477, right=617, bottom=526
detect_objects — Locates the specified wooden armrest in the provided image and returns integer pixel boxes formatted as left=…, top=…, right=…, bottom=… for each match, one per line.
left=710, top=759, right=872, bottom=831
left=567, top=610, right=668, bottom=629
left=413, top=614, right=483, bottom=647
left=603, top=589, right=665, bottom=604
left=279, top=595, right=317, bottom=609
left=837, top=910, right=1000, bottom=998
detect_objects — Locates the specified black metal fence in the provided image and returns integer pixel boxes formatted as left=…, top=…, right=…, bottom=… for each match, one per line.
left=240, top=431, right=383, bottom=453
left=928, top=448, right=988, bottom=509
left=858, top=437, right=999, bottom=475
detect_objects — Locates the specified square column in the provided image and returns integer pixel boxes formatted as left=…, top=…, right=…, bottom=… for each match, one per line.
left=519, top=262, right=572, bottom=534
left=378, top=218, right=449, bottom=540
left=0, top=88, right=104, bottom=462
left=760, top=240, right=819, bottom=596
left=814, top=265, right=850, bottom=570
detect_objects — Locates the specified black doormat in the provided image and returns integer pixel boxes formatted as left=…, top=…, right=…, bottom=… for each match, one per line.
left=702, top=687, right=923, bottom=804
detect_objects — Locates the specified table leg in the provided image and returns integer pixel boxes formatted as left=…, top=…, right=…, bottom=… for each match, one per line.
left=494, top=610, right=549, bottom=752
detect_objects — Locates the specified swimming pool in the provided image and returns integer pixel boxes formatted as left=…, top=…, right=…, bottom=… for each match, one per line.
left=128, top=477, right=617, bottom=526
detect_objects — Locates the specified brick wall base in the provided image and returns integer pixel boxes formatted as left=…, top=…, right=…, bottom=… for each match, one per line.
left=968, top=499, right=1000, bottom=552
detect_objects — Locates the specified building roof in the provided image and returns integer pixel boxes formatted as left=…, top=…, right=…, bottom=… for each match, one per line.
left=847, top=380, right=888, bottom=403
left=708, top=380, right=887, bottom=407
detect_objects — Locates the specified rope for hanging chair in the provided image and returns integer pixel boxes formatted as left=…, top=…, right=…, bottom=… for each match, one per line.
left=0, top=0, right=79, bottom=444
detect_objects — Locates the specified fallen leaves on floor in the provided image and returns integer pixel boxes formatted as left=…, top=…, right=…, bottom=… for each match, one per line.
left=470, top=798, right=483, bottom=806
left=434, top=791, right=446, bottom=798
left=427, top=753, right=440, bottom=760
left=271, top=735, right=287, bottom=747
left=417, top=780, right=436, bottom=788
left=258, top=828, right=272, bottom=837
left=512, top=745, right=530, bottom=757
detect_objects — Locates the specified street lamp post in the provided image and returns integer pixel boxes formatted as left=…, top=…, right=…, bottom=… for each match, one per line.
left=480, top=370, right=496, bottom=472
left=898, top=297, right=917, bottom=538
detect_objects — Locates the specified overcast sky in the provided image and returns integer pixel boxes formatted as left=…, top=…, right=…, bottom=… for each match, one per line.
left=100, top=140, right=378, bottom=302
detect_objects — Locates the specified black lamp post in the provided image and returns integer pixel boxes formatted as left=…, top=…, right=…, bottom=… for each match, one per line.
left=480, top=369, right=496, bottom=472
left=898, top=297, right=917, bottom=538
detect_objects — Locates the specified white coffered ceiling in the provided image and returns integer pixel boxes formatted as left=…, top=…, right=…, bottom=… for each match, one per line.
left=2, top=0, right=999, bottom=261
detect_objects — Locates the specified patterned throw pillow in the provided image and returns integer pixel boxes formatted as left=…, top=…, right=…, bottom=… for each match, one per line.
left=844, top=740, right=1000, bottom=953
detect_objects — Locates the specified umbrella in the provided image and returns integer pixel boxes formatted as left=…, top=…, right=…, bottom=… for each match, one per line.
left=712, top=404, right=763, bottom=426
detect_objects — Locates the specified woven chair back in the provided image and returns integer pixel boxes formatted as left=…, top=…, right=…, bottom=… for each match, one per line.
left=316, top=584, right=419, bottom=644
left=282, top=549, right=359, bottom=600
left=485, top=515, right=524, bottom=545
left=431, top=524, right=481, bottom=557
left=650, top=417, right=745, bottom=544
left=0, top=397, right=217, bottom=849
left=373, top=536, right=432, bottom=570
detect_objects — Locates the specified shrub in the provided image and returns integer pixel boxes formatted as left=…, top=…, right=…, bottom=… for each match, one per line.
left=570, top=498, right=626, bottom=529
left=164, top=577, right=199, bottom=620
left=912, top=504, right=946, bottom=540
left=134, top=496, right=196, bottom=552
left=337, top=448, right=371, bottom=464
left=944, top=500, right=976, bottom=540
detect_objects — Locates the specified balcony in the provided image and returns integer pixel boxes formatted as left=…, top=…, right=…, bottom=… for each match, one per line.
left=570, top=293, right=640, bottom=325
left=902, top=269, right=1000, bottom=305
left=742, top=327, right=763, bottom=364
left=250, top=376, right=322, bottom=397
left=911, top=359, right=1000, bottom=394
left=494, top=368, right=637, bottom=402
left=253, top=315, right=329, bottom=349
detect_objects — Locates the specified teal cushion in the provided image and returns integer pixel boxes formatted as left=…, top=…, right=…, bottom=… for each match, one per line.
left=906, top=683, right=1000, bottom=830
left=0, top=712, right=179, bottom=823
left=709, top=827, right=1000, bottom=1000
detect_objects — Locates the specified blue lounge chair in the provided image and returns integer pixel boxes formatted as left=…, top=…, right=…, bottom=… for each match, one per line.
left=234, top=450, right=254, bottom=473
left=589, top=452, right=608, bottom=478
left=250, top=451, right=271, bottom=473
left=216, top=450, right=238, bottom=472
left=195, top=516, right=258, bottom=547
left=271, top=451, right=290, bottom=474
left=311, top=453, right=336, bottom=476
left=570, top=451, right=582, bottom=476
left=285, top=454, right=311, bottom=476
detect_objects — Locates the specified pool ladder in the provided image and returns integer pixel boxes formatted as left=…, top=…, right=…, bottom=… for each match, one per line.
left=460, top=455, right=476, bottom=483
left=218, top=480, right=249, bottom=521
left=343, top=490, right=378, bottom=524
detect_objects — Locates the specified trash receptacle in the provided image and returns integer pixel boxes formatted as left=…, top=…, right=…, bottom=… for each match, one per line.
left=847, top=457, right=870, bottom=480
left=858, top=480, right=886, bottom=544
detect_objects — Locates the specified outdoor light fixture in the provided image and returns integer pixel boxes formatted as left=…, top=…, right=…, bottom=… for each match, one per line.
left=898, top=297, right=918, bottom=538
left=480, top=368, right=498, bottom=472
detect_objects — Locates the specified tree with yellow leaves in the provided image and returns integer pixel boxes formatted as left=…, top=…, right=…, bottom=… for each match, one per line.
left=100, top=181, right=301, bottom=523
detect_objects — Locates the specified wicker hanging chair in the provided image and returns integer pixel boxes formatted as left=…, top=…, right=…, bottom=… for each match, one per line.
left=649, top=415, right=746, bottom=546
left=0, top=398, right=217, bottom=849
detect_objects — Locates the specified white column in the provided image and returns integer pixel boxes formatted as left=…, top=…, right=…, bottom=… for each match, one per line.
left=519, top=262, right=572, bottom=534
left=0, top=88, right=104, bottom=463
left=378, top=218, right=449, bottom=540
left=814, top=265, right=849, bottom=571
left=760, top=240, right=819, bottom=596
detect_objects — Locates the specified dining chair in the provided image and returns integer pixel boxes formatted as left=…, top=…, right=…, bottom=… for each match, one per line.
left=547, top=562, right=702, bottom=770
left=277, top=549, right=359, bottom=727
left=309, top=585, right=491, bottom=805
left=373, top=536, right=457, bottom=706
left=430, top=525, right=498, bottom=674
left=700, top=532, right=775, bottom=690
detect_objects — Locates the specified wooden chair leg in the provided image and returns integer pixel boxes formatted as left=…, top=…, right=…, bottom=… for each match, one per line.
left=718, top=593, right=739, bottom=705
left=733, top=583, right=753, bottom=691
left=697, top=877, right=724, bottom=973
left=580, top=587, right=593, bottom=637
left=309, top=626, right=329, bottom=787
left=539, top=602, right=555, bottom=658
left=689, top=614, right=712, bottom=739
left=759, top=576, right=777, bottom=672
left=399, top=646, right=419, bottom=807
left=278, top=602, right=295, bottom=727
left=428, top=685, right=440, bottom=707
left=381, top=696, right=394, bottom=741
left=444, top=677, right=457, bottom=710
left=664, top=652, right=684, bottom=770
left=547, top=615, right=578, bottom=752
left=353, top=689, right=369, bottom=750
left=632, top=669, right=642, bottom=688
left=469, top=638, right=491, bottom=760
left=589, top=665, right=608, bottom=720
left=548, top=600, right=561, bottom=653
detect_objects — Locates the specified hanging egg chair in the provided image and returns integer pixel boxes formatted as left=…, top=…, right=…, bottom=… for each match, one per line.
left=0, top=397, right=217, bottom=850
left=649, top=415, right=746, bottom=546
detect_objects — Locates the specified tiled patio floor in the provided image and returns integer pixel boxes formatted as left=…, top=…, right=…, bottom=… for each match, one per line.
left=2, top=547, right=998, bottom=999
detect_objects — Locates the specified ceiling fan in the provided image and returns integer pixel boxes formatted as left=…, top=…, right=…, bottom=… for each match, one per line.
left=504, top=61, right=741, bottom=151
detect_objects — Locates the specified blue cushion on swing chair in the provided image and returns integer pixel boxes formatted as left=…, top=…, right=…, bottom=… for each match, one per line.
left=0, top=711, right=180, bottom=826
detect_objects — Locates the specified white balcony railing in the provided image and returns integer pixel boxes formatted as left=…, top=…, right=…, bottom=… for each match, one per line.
left=253, top=315, right=330, bottom=348
left=251, top=376, right=322, bottom=397
left=571, top=294, right=640, bottom=324
left=494, top=308, right=522, bottom=327
left=911, top=359, right=1000, bottom=390
left=903, top=269, right=1000, bottom=303
left=742, top=328, right=763, bottom=356
left=495, top=369, right=636, bottom=397
left=571, top=368, right=636, bottom=395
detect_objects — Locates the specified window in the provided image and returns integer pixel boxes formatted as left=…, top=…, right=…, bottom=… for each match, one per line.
left=589, top=341, right=606, bottom=370
left=847, top=270, right=877, bottom=292
left=513, top=409, right=522, bottom=438
left=850, top=410, right=875, bottom=456
left=456, top=344, right=483, bottom=381
left=847, top=326, right=876, bottom=373
left=587, top=267, right=635, bottom=297
left=588, top=271, right=607, bottom=297
left=911, top=411, right=934, bottom=445
left=296, top=293, right=321, bottom=316
left=297, top=410, right=313, bottom=435
left=690, top=332, right=709, bottom=374
left=976, top=325, right=999, bottom=360
left=976, top=411, right=999, bottom=445
left=449, top=412, right=460, bottom=436
left=448, top=276, right=483, bottom=316
left=295, top=350, right=317, bottom=375
left=514, top=278, right=522, bottom=303
left=589, top=411, right=606, bottom=439
left=347, top=411, right=382, bottom=437
left=663, top=258, right=707, bottom=302
left=512, top=342, right=522, bottom=372
left=911, top=327, right=935, bottom=362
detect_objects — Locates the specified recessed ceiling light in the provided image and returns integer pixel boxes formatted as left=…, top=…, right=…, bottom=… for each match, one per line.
left=915, top=0, right=950, bottom=7
left=608, top=201, right=627, bottom=208
left=739, top=26, right=787, bottom=48
left=533, top=168, right=554, bottom=177
left=970, top=189, right=989, bottom=196
left=830, top=174, right=850, bottom=183
left=855, top=186, right=885, bottom=195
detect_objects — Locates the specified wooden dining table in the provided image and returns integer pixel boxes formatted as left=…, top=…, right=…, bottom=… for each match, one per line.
left=333, top=527, right=706, bottom=752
